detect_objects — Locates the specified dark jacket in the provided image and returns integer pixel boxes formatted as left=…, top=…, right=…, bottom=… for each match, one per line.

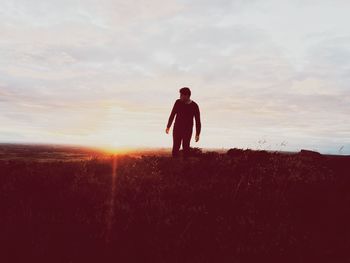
left=167, top=99, right=201, bottom=136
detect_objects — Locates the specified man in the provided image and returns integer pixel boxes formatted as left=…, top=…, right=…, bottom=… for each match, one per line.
left=165, top=87, right=201, bottom=159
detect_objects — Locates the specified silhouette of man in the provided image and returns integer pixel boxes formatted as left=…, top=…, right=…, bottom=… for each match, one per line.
left=165, top=87, right=201, bottom=159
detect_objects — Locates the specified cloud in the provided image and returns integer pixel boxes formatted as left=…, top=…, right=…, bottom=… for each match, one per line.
left=0, top=0, right=350, bottom=153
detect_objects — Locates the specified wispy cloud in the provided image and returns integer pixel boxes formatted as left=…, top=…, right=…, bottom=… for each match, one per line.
left=0, top=0, right=349, bottom=153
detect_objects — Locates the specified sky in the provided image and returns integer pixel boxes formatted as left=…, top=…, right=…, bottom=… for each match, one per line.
left=1, top=0, right=350, bottom=154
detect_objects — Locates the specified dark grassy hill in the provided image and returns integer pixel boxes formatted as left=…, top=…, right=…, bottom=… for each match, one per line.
left=0, top=146, right=349, bottom=263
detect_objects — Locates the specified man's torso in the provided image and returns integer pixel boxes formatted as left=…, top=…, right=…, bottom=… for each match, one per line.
left=174, top=99, right=197, bottom=132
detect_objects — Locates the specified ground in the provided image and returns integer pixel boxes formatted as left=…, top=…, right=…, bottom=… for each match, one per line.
left=0, top=144, right=349, bottom=263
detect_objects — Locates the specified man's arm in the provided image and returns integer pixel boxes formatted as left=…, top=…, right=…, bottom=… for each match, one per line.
left=167, top=100, right=178, bottom=129
left=194, top=104, right=201, bottom=136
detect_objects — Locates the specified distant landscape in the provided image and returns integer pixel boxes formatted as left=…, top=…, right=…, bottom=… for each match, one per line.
left=0, top=143, right=349, bottom=262
left=0, top=143, right=319, bottom=160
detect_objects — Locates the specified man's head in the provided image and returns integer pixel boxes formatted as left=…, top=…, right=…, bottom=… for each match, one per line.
left=179, top=87, right=191, bottom=102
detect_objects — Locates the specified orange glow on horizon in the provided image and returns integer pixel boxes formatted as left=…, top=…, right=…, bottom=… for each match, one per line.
left=100, top=145, right=137, bottom=155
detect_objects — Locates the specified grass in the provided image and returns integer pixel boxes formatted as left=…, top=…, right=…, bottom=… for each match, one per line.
left=0, top=148, right=349, bottom=263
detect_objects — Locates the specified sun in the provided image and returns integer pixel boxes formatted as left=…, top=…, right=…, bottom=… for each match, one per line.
left=110, top=140, right=121, bottom=148
left=99, top=141, right=136, bottom=155
left=97, top=141, right=121, bottom=155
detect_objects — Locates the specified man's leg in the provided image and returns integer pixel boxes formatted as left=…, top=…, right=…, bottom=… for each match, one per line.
left=182, top=128, right=193, bottom=160
left=172, top=129, right=182, bottom=158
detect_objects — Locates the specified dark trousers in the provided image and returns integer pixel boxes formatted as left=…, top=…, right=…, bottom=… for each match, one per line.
left=172, top=127, right=193, bottom=159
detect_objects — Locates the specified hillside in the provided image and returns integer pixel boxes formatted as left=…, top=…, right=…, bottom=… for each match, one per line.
left=0, top=146, right=349, bottom=262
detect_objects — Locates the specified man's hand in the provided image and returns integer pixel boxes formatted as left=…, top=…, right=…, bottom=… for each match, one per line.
left=165, top=127, right=170, bottom=134
left=195, top=135, right=200, bottom=142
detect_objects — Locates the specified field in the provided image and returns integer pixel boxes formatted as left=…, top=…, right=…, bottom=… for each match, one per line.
left=0, top=144, right=349, bottom=263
